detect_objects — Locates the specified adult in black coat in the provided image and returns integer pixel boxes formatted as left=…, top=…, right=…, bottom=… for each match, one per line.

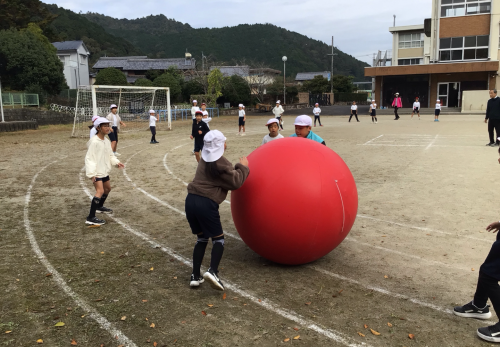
left=485, top=89, right=500, bottom=146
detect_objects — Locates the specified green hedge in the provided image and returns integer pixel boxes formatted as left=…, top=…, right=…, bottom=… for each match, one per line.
left=336, top=93, right=368, bottom=103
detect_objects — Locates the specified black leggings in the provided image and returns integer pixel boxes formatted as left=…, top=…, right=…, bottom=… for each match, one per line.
left=394, top=107, right=399, bottom=119
left=314, top=116, right=321, bottom=126
left=474, top=271, right=500, bottom=318
left=349, top=113, right=359, bottom=122
left=488, top=119, right=500, bottom=144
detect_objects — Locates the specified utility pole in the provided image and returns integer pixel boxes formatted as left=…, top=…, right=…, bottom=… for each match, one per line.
left=202, top=51, right=207, bottom=72
left=282, top=56, right=287, bottom=104
left=393, top=15, right=396, bottom=27
left=0, top=76, right=4, bottom=123
left=327, top=36, right=338, bottom=94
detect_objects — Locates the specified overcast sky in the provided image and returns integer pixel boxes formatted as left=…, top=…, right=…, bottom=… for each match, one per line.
left=46, top=0, right=432, bottom=65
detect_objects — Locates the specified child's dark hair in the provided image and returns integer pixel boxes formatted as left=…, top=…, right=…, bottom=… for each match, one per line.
left=205, top=161, right=221, bottom=179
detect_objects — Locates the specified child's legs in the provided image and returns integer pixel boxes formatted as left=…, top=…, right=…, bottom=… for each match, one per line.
left=474, top=271, right=500, bottom=315
left=185, top=195, right=209, bottom=277
left=195, top=151, right=200, bottom=162
left=102, top=180, right=111, bottom=195
left=93, top=180, right=105, bottom=198
left=317, top=116, right=321, bottom=125
left=348, top=115, right=353, bottom=122
left=355, top=113, right=359, bottom=121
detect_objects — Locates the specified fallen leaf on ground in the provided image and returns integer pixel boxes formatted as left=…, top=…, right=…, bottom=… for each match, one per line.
left=201, top=311, right=207, bottom=316
left=149, top=267, right=154, bottom=271
left=149, top=323, right=155, bottom=328
left=293, top=327, right=299, bottom=331
left=207, top=304, right=214, bottom=307
left=472, top=268, right=475, bottom=271
left=37, top=339, right=43, bottom=344
left=173, top=276, right=177, bottom=279
left=222, top=293, right=226, bottom=300
left=258, top=299, right=262, bottom=302
left=87, top=225, right=100, bottom=228
left=305, top=302, right=311, bottom=305
left=181, top=321, right=186, bottom=324
left=81, top=315, right=85, bottom=318
left=70, top=339, right=77, bottom=345
left=357, top=332, right=365, bottom=337
left=94, top=280, right=100, bottom=283
left=100, top=252, right=104, bottom=254
left=153, top=342, right=158, bottom=347
left=370, top=329, right=381, bottom=336
left=283, top=338, right=290, bottom=342
left=364, top=324, right=368, bottom=329
left=54, top=322, right=65, bottom=327
left=46, top=273, right=52, bottom=277
left=120, top=316, right=126, bottom=321
left=142, top=300, right=147, bottom=303
left=408, top=334, right=415, bottom=339
left=384, top=275, right=389, bottom=279
left=338, top=289, right=343, bottom=294
left=387, top=322, right=393, bottom=327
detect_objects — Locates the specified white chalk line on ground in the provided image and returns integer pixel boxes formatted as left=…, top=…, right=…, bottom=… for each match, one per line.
left=25, top=161, right=137, bottom=347
left=78, top=169, right=369, bottom=347
left=363, top=135, right=383, bottom=145
left=121, top=149, right=473, bottom=320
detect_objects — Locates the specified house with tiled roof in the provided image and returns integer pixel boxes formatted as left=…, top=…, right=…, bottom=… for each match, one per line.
left=52, top=40, right=90, bottom=88
left=295, top=71, right=331, bottom=85
left=92, top=53, right=196, bottom=83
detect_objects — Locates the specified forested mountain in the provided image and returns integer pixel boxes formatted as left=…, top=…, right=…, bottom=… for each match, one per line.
left=45, top=4, right=143, bottom=65
left=82, top=13, right=369, bottom=80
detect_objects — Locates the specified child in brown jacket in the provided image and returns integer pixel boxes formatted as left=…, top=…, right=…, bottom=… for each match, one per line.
left=185, top=130, right=250, bottom=290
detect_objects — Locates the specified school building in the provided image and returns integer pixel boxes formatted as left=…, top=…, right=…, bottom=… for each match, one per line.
left=365, top=0, right=500, bottom=109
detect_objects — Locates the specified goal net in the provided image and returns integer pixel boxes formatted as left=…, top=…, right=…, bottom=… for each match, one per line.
left=71, top=85, right=171, bottom=138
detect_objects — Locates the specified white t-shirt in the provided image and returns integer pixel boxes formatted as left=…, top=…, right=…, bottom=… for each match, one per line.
left=149, top=115, right=157, bottom=127
left=351, top=105, right=358, bottom=111
left=262, top=133, right=284, bottom=145
left=112, top=114, right=118, bottom=127
left=313, top=107, right=321, bottom=116
left=202, top=117, right=212, bottom=129
left=370, top=103, right=377, bottom=110
left=191, top=106, right=200, bottom=119
left=201, top=110, right=209, bottom=117
left=435, top=103, right=441, bottom=110
left=273, top=105, right=284, bottom=118
left=238, top=109, right=245, bottom=117
left=90, top=127, right=97, bottom=139
left=413, top=102, right=421, bottom=109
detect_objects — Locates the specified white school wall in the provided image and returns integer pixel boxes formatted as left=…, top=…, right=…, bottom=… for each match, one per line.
left=461, top=90, right=490, bottom=113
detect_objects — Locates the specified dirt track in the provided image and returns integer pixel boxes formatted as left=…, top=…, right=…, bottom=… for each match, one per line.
left=1, top=113, right=499, bottom=346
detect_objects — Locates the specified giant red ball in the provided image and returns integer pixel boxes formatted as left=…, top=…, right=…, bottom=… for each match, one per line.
left=231, top=137, right=358, bottom=265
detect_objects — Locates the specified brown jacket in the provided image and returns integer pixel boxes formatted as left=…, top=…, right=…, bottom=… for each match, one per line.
left=187, top=156, right=250, bottom=204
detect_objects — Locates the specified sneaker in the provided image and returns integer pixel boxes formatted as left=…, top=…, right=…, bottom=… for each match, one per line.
left=241, top=133, right=246, bottom=136
left=154, top=140, right=159, bottom=144
left=85, top=216, right=106, bottom=225
left=453, top=301, right=492, bottom=319
left=96, top=206, right=113, bottom=214
left=114, top=152, right=121, bottom=157
left=150, top=141, right=155, bottom=144
left=320, top=125, right=324, bottom=127
left=314, top=125, right=317, bottom=127
left=203, top=268, right=224, bottom=291
left=375, top=121, right=378, bottom=124
left=190, top=274, right=204, bottom=287
left=487, top=143, right=496, bottom=147
left=477, top=322, right=500, bottom=342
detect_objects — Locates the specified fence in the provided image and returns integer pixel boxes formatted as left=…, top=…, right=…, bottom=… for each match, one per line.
left=2, top=93, right=39, bottom=107
left=336, top=93, right=368, bottom=103
left=309, top=93, right=331, bottom=106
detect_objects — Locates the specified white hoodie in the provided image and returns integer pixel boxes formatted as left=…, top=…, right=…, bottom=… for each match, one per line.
left=273, top=105, right=284, bottom=118
left=313, top=107, right=321, bottom=116
left=85, top=135, right=121, bottom=178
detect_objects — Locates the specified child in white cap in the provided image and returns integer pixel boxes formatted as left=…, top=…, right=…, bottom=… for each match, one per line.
left=106, top=104, right=126, bottom=156
left=262, top=118, right=284, bottom=145
left=435, top=99, right=441, bottom=122
left=190, top=111, right=210, bottom=163
left=191, top=100, right=200, bottom=154
left=89, top=115, right=99, bottom=139
left=238, top=104, right=246, bottom=135
left=273, top=100, right=284, bottom=130
left=200, top=103, right=212, bottom=128
left=412, top=97, right=421, bottom=120
left=185, top=130, right=250, bottom=290
left=369, top=100, right=378, bottom=123
left=290, top=115, right=325, bottom=145
left=85, top=117, right=124, bottom=225
left=149, top=109, right=159, bottom=144
left=313, top=103, right=322, bottom=127
left=349, top=101, right=359, bottom=122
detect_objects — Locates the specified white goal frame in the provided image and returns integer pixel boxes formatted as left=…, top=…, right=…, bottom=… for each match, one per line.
left=71, top=85, right=171, bottom=137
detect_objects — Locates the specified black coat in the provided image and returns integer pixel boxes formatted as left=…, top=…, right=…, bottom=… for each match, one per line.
left=192, top=121, right=210, bottom=143
left=486, top=97, right=500, bottom=120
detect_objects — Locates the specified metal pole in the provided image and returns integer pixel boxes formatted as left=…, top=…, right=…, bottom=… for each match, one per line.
left=331, top=36, right=334, bottom=93
left=0, top=76, right=4, bottom=123
left=283, top=61, right=286, bottom=105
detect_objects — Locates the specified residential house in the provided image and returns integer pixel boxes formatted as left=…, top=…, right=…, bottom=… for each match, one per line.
left=210, top=65, right=281, bottom=95
left=93, top=53, right=196, bottom=83
left=366, top=0, right=499, bottom=108
left=52, top=40, right=90, bottom=88
left=295, top=71, right=331, bottom=85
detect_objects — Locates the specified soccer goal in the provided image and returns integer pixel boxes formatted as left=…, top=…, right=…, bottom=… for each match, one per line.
left=71, top=85, right=171, bottom=137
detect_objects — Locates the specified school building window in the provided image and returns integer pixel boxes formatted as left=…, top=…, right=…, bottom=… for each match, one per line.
left=398, top=58, right=423, bottom=65
left=398, top=33, right=424, bottom=49
left=439, top=35, right=489, bottom=61
left=441, top=0, right=491, bottom=18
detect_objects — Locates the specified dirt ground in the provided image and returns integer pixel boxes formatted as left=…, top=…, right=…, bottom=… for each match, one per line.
left=1, top=112, right=500, bottom=347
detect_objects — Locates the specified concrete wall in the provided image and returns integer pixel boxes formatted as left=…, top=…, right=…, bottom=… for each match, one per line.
left=398, top=48, right=424, bottom=59
left=4, top=109, right=73, bottom=125
left=461, top=90, right=490, bottom=113
left=439, top=14, right=491, bottom=38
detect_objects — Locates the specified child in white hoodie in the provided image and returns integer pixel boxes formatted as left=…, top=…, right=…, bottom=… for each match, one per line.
left=85, top=117, right=124, bottom=225
left=313, top=103, right=322, bottom=127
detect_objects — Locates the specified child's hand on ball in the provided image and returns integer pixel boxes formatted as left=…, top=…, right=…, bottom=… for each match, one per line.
left=239, top=157, right=249, bottom=166
left=486, top=221, right=500, bottom=233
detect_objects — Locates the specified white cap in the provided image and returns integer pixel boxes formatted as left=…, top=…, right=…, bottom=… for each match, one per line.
left=395, top=92, right=399, bottom=95
left=294, top=115, right=312, bottom=127
left=238, top=104, right=243, bottom=107
left=193, top=100, right=198, bottom=103
left=201, top=130, right=226, bottom=163
left=91, top=115, right=99, bottom=122
left=266, top=118, right=279, bottom=126
left=149, top=109, right=155, bottom=114
left=315, top=103, right=319, bottom=106
left=110, top=104, right=117, bottom=109
left=243, top=106, right=245, bottom=108
left=436, top=99, right=440, bottom=102
left=94, top=117, right=111, bottom=128
left=276, top=100, right=281, bottom=104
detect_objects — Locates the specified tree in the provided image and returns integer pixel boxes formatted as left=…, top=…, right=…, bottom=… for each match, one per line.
left=135, top=78, right=153, bottom=87
left=182, top=79, right=204, bottom=102
left=302, top=75, right=330, bottom=94
left=219, top=75, right=251, bottom=106
left=95, top=67, right=127, bottom=85
left=0, top=0, right=57, bottom=33
left=145, top=69, right=162, bottom=81
left=153, top=73, right=181, bottom=101
left=0, top=28, right=66, bottom=95
left=331, top=75, right=355, bottom=93
left=207, top=68, right=223, bottom=98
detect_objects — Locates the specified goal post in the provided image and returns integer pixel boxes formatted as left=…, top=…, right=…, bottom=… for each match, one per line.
left=71, top=85, right=171, bottom=138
